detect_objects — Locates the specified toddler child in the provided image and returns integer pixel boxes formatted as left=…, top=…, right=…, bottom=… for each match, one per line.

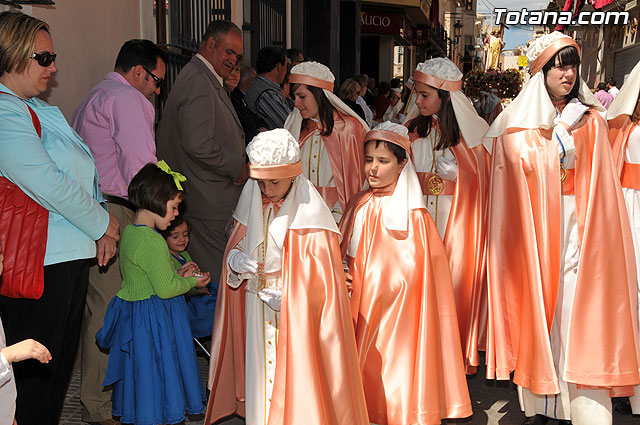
left=162, top=217, right=217, bottom=339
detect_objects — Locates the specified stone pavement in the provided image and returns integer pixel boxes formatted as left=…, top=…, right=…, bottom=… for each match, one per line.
left=60, top=351, right=639, bottom=425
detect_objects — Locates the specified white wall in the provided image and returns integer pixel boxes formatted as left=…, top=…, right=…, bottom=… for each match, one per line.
left=1, top=1, right=152, bottom=119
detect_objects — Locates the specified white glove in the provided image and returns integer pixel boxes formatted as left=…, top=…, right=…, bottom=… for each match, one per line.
left=559, top=98, right=589, bottom=128
left=436, top=154, right=458, bottom=181
left=227, top=249, right=258, bottom=274
left=258, top=288, right=281, bottom=311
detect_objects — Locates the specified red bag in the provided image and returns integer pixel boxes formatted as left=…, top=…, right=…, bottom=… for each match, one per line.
left=0, top=93, right=48, bottom=299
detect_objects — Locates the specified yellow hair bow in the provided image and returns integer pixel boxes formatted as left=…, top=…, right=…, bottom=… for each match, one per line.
left=157, top=160, right=186, bottom=191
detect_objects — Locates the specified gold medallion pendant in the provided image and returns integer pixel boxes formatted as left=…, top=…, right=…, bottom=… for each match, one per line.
left=427, top=174, right=444, bottom=195
left=560, top=163, right=567, bottom=182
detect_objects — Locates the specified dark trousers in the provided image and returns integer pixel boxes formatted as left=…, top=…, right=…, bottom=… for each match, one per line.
left=0, top=259, right=90, bottom=425
left=187, top=216, right=230, bottom=284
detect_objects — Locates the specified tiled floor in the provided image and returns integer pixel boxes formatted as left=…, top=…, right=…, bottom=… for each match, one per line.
left=59, top=352, right=639, bottom=425
left=59, top=354, right=243, bottom=425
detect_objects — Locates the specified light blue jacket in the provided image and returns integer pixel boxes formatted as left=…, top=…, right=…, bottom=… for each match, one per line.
left=0, top=83, right=109, bottom=265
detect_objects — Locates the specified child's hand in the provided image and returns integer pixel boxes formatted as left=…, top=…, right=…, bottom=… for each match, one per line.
left=1, top=339, right=51, bottom=364
left=344, top=272, right=353, bottom=294
left=177, top=261, right=199, bottom=277
left=195, top=272, right=211, bottom=288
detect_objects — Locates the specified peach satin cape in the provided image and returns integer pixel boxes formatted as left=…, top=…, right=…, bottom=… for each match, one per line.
left=435, top=139, right=491, bottom=373
left=299, top=112, right=366, bottom=212
left=339, top=189, right=472, bottom=425
left=486, top=111, right=640, bottom=395
left=610, top=115, right=640, bottom=173
left=204, top=222, right=369, bottom=425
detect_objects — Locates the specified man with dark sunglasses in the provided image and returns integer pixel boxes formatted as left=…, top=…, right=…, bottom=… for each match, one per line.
left=70, top=39, right=167, bottom=425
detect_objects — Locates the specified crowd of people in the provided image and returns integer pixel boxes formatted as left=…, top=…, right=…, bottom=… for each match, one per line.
left=1, top=9, right=640, bottom=425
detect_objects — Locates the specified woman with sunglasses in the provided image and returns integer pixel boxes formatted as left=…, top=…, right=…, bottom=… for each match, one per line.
left=0, top=11, right=119, bottom=425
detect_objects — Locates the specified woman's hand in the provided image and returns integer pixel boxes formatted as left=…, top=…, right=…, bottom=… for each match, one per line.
left=104, top=212, right=120, bottom=242
left=96, top=235, right=117, bottom=267
left=1, top=339, right=51, bottom=364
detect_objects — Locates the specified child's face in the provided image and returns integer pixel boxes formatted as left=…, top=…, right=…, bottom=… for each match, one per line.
left=414, top=81, right=442, bottom=117
left=165, top=222, right=189, bottom=255
left=364, top=142, right=406, bottom=189
left=293, top=84, right=319, bottom=120
left=156, top=194, right=182, bottom=231
left=257, top=178, right=293, bottom=203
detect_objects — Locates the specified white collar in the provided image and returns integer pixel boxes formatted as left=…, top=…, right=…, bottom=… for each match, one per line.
left=196, top=53, right=224, bottom=87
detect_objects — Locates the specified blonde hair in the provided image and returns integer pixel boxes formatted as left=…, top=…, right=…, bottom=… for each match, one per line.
left=340, top=78, right=362, bottom=102
left=0, top=11, right=49, bottom=77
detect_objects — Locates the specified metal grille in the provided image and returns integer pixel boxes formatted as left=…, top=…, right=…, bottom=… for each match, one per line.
left=254, top=0, right=286, bottom=48
left=169, top=0, right=231, bottom=52
left=157, top=49, right=192, bottom=118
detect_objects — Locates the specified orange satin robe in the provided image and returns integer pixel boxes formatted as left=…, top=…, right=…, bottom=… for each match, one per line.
left=340, top=188, right=472, bottom=425
left=299, top=111, right=366, bottom=212
left=486, top=111, right=640, bottom=395
left=610, top=114, right=640, bottom=174
left=412, top=124, right=490, bottom=373
left=205, top=219, right=369, bottom=424
left=413, top=132, right=491, bottom=373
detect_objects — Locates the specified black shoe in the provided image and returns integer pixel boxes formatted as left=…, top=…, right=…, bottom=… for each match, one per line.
left=556, top=421, right=572, bottom=425
left=615, top=400, right=632, bottom=415
left=522, top=414, right=549, bottom=425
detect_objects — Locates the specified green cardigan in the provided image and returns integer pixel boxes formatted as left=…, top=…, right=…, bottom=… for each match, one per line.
left=117, top=224, right=197, bottom=301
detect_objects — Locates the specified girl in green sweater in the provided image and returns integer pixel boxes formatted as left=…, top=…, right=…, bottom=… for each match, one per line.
left=96, top=162, right=210, bottom=425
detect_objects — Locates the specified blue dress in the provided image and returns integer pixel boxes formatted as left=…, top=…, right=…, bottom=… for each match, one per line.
left=96, top=224, right=206, bottom=425
left=171, top=251, right=217, bottom=338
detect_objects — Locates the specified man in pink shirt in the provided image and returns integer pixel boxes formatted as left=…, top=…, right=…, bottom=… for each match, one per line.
left=71, top=39, right=167, bottom=425
left=594, top=82, right=614, bottom=109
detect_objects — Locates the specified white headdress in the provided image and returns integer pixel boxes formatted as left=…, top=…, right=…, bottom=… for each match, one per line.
left=365, top=121, right=425, bottom=231
left=234, top=129, right=339, bottom=258
left=284, top=61, right=369, bottom=140
left=607, top=61, right=640, bottom=120
left=485, top=32, right=604, bottom=139
left=246, top=129, right=302, bottom=179
left=405, top=57, right=490, bottom=151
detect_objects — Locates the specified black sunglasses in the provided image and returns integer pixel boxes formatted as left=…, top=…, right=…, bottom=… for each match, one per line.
left=142, top=66, right=164, bottom=88
left=31, top=51, right=56, bottom=67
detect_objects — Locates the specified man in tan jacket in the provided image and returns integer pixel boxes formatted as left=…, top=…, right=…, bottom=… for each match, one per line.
left=157, top=20, right=247, bottom=286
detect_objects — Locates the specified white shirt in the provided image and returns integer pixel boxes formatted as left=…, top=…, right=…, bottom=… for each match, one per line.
left=356, top=96, right=373, bottom=127
left=196, top=53, right=224, bottom=87
left=608, top=86, right=619, bottom=98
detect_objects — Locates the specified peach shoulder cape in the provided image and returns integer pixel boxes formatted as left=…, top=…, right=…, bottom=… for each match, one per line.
left=486, top=111, right=639, bottom=395
left=339, top=189, right=472, bottom=424
left=445, top=140, right=491, bottom=373
left=204, top=225, right=368, bottom=424
left=298, top=111, right=366, bottom=212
